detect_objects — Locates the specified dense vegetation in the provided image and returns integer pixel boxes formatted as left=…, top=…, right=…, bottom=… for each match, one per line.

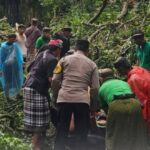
left=0, top=0, right=150, bottom=149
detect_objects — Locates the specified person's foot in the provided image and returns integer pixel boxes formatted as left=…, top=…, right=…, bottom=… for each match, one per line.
left=32, top=134, right=41, bottom=150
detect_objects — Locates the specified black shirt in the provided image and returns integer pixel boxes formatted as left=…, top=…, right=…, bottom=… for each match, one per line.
left=53, top=32, right=70, bottom=58
left=24, top=50, right=58, bottom=96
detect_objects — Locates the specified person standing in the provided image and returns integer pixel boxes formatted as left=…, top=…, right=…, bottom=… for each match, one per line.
left=25, top=18, right=41, bottom=63
left=23, top=39, right=62, bottom=150
left=16, top=24, right=27, bottom=65
left=35, top=27, right=51, bottom=52
left=132, top=30, right=150, bottom=71
left=53, top=27, right=72, bottom=58
left=0, top=34, right=24, bottom=99
left=52, top=39, right=99, bottom=150
left=99, top=68, right=147, bottom=150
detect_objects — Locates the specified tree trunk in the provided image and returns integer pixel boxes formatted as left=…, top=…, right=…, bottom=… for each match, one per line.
left=2, top=0, right=20, bottom=26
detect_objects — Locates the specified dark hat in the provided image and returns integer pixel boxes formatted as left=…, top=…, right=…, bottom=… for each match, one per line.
left=132, top=30, right=144, bottom=38
left=62, top=26, right=72, bottom=32
left=43, top=27, right=51, bottom=32
left=98, top=68, right=113, bottom=78
left=114, top=57, right=131, bottom=69
left=7, top=33, right=16, bottom=38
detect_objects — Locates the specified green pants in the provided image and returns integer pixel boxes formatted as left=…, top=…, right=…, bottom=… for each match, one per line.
left=106, top=98, right=148, bottom=150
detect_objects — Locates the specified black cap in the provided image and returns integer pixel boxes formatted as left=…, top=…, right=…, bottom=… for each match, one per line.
left=132, top=30, right=144, bottom=38
left=114, top=57, right=131, bottom=69
left=62, top=27, right=72, bottom=32
left=7, top=33, right=16, bottom=38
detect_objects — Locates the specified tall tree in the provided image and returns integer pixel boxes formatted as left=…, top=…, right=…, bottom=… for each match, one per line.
left=0, top=0, right=20, bottom=25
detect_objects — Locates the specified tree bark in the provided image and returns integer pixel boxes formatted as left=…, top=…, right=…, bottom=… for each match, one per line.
left=3, top=0, right=20, bottom=25
left=117, top=1, right=128, bottom=20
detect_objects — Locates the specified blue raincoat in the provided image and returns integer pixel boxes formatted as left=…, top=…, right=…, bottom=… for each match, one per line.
left=0, top=42, right=24, bottom=97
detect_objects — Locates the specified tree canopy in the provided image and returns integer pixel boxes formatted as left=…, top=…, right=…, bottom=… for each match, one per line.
left=0, top=1, right=150, bottom=148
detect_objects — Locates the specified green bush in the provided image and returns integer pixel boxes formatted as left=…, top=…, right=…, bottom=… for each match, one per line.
left=0, top=132, right=31, bottom=150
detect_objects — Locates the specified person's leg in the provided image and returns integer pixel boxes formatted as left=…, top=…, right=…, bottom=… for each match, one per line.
left=39, top=131, right=49, bottom=150
left=69, top=113, right=75, bottom=133
left=27, top=48, right=31, bottom=62
left=27, top=48, right=34, bottom=64
left=54, top=103, right=73, bottom=150
left=5, top=86, right=9, bottom=100
left=24, top=88, right=50, bottom=150
left=32, top=131, right=47, bottom=150
left=3, top=70, right=10, bottom=100
left=30, top=47, right=36, bottom=62
left=32, top=132, right=41, bottom=150
left=74, top=103, right=90, bottom=150
left=50, top=106, right=58, bottom=127
left=4, top=82, right=10, bottom=101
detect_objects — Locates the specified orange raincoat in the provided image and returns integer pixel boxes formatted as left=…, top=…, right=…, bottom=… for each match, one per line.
left=128, top=66, right=150, bottom=133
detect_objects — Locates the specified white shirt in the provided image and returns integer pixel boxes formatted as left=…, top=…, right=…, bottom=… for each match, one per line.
left=16, top=32, right=27, bottom=57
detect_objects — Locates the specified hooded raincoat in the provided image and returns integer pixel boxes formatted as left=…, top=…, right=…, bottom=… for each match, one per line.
left=0, top=42, right=23, bottom=97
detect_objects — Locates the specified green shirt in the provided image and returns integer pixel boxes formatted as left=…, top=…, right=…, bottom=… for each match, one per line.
left=136, top=42, right=150, bottom=71
left=35, top=36, right=49, bottom=49
left=98, top=79, right=133, bottom=108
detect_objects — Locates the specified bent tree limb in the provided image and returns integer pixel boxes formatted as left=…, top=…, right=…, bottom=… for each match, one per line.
left=117, top=1, right=128, bottom=20
left=117, top=16, right=138, bottom=29
left=142, top=11, right=150, bottom=26
left=88, top=0, right=108, bottom=24
left=88, top=26, right=106, bottom=42
left=88, top=21, right=120, bottom=42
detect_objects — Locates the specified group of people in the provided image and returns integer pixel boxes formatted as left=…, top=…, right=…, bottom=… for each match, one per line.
left=0, top=17, right=150, bottom=150
left=0, top=18, right=72, bottom=99
left=99, top=30, right=150, bottom=150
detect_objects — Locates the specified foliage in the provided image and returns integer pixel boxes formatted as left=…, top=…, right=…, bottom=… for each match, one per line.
left=0, top=17, right=15, bottom=42
left=1, top=0, right=150, bottom=149
left=0, top=132, right=31, bottom=150
left=47, top=0, right=150, bottom=68
left=0, top=91, right=32, bottom=150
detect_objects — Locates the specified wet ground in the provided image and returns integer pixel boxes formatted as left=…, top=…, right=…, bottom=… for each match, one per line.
left=67, top=128, right=106, bottom=150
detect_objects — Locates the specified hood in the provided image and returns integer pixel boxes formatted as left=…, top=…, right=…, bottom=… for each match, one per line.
left=128, top=66, right=149, bottom=78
